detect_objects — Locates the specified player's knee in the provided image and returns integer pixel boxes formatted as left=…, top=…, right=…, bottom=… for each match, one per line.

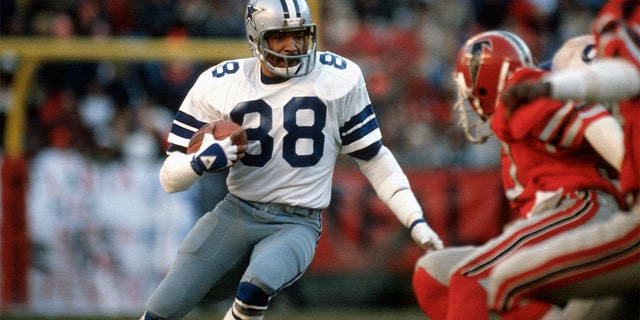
left=412, top=268, right=431, bottom=301
left=237, top=281, right=270, bottom=307
left=415, top=251, right=451, bottom=286
left=413, top=268, right=449, bottom=298
left=416, top=246, right=476, bottom=285
left=413, top=268, right=451, bottom=319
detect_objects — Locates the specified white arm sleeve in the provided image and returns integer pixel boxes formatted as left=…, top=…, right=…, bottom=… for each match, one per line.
left=584, top=115, right=624, bottom=171
left=548, top=58, right=640, bottom=102
left=159, top=152, right=202, bottom=193
left=354, top=146, right=424, bottom=228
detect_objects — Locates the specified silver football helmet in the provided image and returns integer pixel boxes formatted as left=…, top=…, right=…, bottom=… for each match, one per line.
left=245, top=0, right=317, bottom=78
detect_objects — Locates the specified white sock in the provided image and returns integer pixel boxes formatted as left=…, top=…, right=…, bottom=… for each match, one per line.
left=223, top=307, right=236, bottom=320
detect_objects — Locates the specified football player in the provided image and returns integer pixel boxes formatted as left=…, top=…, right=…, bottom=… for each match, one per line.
left=489, top=0, right=640, bottom=318
left=139, top=0, right=443, bottom=319
left=412, top=31, right=626, bottom=320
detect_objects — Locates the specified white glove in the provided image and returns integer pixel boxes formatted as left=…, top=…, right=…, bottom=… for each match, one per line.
left=190, top=133, right=239, bottom=175
left=410, top=219, right=444, bottom=251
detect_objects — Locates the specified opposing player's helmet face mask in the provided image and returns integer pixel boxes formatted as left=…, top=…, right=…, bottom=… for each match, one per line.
left=245, top=0, right=317, bottom=78
left=453, top=31, right=534, bottom=143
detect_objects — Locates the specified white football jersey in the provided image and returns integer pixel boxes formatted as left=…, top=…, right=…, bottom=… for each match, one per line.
left=167, top=52, right=382, bottom=209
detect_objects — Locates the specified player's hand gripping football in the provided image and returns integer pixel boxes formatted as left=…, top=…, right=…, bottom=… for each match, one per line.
left=411, top=220, right=444, bottom=252
left=190, top=130, right=247, bottom=175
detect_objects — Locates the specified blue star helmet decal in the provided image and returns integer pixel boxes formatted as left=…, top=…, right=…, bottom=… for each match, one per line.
left=246, top=1, right=265, bottom=31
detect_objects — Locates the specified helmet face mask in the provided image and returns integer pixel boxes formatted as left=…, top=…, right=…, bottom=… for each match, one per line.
left=260, top=27, right=317, bottom=77
left=246, top=0, right=317, bottom=78
left=452, top=30, right=534, bottom=143
left=453, top=72, right=492, bottom=144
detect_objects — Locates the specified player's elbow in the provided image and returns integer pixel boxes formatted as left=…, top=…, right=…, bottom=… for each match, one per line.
left=160, top=175, right=182, bottom=193
left=158, top=153, right=200, bottom=193
left=159, top=168, right=185, bottom=193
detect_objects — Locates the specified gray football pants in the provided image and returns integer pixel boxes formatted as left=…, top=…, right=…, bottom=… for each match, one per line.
left=145, top=193, right=322, bottom=319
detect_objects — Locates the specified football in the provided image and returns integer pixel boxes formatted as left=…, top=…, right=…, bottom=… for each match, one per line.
left=186, top=120, right=247, bottom=154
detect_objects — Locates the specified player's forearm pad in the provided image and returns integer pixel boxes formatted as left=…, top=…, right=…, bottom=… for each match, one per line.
left=356, top=146, right=424, bottom=228
left=159, top=152, right=202, bottom=193
left=548, top=58, right=640, bottom=102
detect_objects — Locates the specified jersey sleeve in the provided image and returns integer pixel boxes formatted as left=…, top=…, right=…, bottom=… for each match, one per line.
left=330, top=54, right=383, bottom=160
left=165, top=62, right=235, bottom=153
left=340, top=104, right=383, bottom=160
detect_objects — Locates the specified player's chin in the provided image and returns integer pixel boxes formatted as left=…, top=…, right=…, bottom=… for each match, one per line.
left=271, top=57, right=301, bottom=68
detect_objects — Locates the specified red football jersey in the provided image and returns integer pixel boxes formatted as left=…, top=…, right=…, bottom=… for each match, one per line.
left=492, top=67, right=624, bottom=217
left=593, top=0, right=640, bottom=201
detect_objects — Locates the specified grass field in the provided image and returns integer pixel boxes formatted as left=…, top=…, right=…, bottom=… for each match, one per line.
left=1, top=274, right=428, bottom=319
left=2, top=307, right=428, bottom=320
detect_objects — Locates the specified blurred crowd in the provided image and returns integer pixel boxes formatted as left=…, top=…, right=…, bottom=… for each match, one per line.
left=0, top=0, right=605, bottom=168
left=0, top=0, right=609, bottom=314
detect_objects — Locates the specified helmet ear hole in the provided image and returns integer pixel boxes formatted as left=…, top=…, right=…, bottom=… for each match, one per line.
left=478, top=88, right=487, bottom=96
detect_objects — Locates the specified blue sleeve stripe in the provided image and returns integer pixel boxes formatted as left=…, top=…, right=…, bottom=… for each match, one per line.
left=171, top=111, right=207, bottom=140
left=341, top=119, right=380, bottom=145
left=175, top=111, right=206, bottom=129
left=170, top=123, right=196, bottom=140
left=340, top=105, right=380, bottom=145
left=342, top=104, right=375, bottom=132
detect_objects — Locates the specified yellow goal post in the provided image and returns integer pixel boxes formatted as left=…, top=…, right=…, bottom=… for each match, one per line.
left=0, top=37, right=252, bottom=157
left=0, top=0, right=320, bottom=157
